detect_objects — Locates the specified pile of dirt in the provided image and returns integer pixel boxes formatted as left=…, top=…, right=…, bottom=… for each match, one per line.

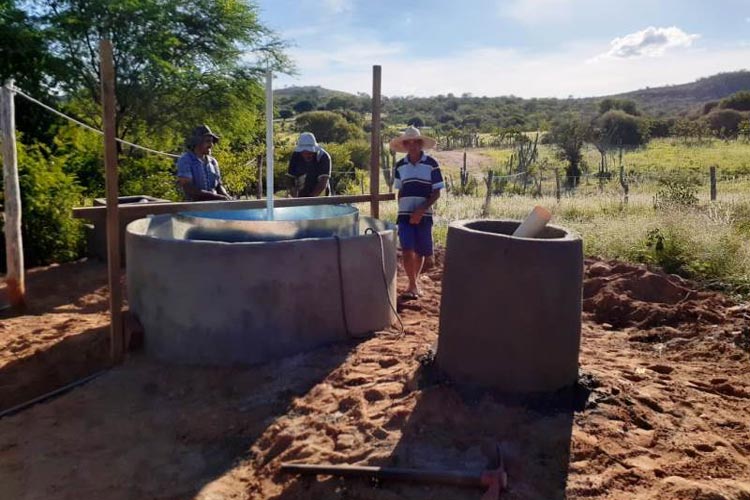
left=582, top=259, right=731, bottom=330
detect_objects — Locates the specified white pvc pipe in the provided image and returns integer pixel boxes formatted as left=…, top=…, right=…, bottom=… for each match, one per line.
left=513, top=205, right=551, bottom=238
left=265, top=69, right=274, bottom=219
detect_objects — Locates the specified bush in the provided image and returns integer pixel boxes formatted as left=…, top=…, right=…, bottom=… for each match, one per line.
left=704, top=109, right=746, bottom=138
left=2, top=141, right=86, bottom=267
left=295, top=111, right=364, bottom=143
left=653, top=177, right=699, bottom=211
left=719, top=91, right=750, bottom=112
left=596, top=110, right=649, bottom=146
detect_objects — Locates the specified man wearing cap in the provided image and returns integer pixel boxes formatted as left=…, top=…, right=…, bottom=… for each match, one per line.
left=176, top=124, right=232, bottom=201
left=390, top=126, right=444, bottom=300
left=287, top=132, right=332, bottom=197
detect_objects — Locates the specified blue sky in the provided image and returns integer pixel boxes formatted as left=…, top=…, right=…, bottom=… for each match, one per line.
left=255, top=0, right=750, bottom=98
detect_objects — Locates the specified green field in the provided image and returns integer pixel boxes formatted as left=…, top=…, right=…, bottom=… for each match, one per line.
left=362, top=139, right=750, bottom=297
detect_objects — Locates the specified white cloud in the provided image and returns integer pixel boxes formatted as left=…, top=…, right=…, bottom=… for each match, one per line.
left=597, top=26, right=699, bottom=59
left=500, top=0, right=575, bottom=24
left=274, top=37, right=750, bottom=99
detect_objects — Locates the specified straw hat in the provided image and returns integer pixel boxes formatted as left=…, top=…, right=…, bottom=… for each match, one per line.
left=294, top=132, right=321, bottom=153
left=389, top=126, right=436, bottom=153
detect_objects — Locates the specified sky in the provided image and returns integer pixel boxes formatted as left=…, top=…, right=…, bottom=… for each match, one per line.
left=254, top=0, right=750, bottom=99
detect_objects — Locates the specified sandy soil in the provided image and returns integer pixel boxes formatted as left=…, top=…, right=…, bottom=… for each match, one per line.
left=1, top=253, right=749, bottom=499
left=431, top=150, right=497, bottom=172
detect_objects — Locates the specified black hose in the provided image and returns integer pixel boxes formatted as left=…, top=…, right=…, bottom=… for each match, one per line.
left=365, top=227, right=404, bottom=335
left=0, top=369, right=108, bottom=419
left=334, top=235, right=351, bottom=337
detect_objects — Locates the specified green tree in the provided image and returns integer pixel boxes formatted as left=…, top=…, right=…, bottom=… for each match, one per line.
left=35, top=0, right=290, bottom=141
left=549, top=115, right=590, bottom=187
left=0, top=0, right=64, bottom=141
left=598, top=98, right=638, bottom=116
left=719, top=91, right=750, bottom=112
left=294, top=111, right=364, bottom=143
left=595, top=110, right=649, bottom=146
left=704, top=109, right=745, bottom=138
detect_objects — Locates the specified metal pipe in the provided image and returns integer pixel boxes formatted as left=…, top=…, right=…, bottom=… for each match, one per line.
left=265, top=68, right=274, bottom=219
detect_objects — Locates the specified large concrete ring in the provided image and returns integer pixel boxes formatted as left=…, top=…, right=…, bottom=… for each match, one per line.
left=436, top=219, right=583, bottom=392
left=126, top=215, right=397, bottom=365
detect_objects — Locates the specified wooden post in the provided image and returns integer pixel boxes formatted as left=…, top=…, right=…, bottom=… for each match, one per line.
left=100, top=40, right=124, bottom=363
left=1, top=80, right=26, bottom=309
left=554, top=168, right=561, bottom=202
left=369, top=65, right=381, bottom=218
left=256, top=154, right=263, bottom=199
left=710, top=166, right=717, bottom=201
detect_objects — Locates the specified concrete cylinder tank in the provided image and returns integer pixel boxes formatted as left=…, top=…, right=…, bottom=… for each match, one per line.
left=126, top=206, right=397, bottom=365
left=436, top=219, right=583, bottom=393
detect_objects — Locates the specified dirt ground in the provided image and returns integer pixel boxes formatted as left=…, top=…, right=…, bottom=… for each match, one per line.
left=1, top=252, right=749, bottom=499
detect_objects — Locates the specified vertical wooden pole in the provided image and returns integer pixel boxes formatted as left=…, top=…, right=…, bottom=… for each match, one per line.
left=100, top=40, right=124, bottom=363
left=369, top=65, right=381, bottom=218
left=555, top=168, right=561, bottom=203
left=256, top=154, right=263, bottom=199
left=1, top=80, right=26, bottom=309
left=710, top=165, right=717, bottom=201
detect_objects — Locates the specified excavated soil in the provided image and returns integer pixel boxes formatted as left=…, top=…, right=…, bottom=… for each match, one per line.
left=0, top=252, right=749, bottom=499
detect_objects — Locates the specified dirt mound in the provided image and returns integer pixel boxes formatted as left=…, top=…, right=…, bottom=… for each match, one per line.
left=583, top=259, right=731, bottom=330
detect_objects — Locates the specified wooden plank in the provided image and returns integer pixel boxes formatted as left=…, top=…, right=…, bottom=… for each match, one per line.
left=72, top=193, right=396, bottom=222
left=369, top=65, right=382, bottom=219
left=100, top=39, right=124, bottom=363
left=1, top=80, right=26, bottom=309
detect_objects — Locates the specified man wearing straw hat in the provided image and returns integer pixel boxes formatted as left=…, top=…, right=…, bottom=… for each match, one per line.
left=287, top=132, right=332, bottom=197
left=176, top=124, right=232, bottom=201
left=390, top=126, right=444, bottom=300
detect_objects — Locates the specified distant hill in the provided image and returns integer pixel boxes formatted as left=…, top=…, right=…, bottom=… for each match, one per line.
left=275, top=71, right=750, bottom=129
left=275, top=85, right=358, bottom=100
left=600, top=71, right=750, bottom=116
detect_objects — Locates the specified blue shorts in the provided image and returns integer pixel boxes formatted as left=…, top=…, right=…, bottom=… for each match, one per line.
left=398, top=218, right=433, bottom=257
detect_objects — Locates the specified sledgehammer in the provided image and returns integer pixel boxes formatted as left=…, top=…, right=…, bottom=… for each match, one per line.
left=281, top=443, right=508, bottom=499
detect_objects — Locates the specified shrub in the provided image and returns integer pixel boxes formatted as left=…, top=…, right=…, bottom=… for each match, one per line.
left=653, top=176, right=699, bottom=211
left=596, top=110, right=650, bottom=146
left=294, top=111, right=364, bottom=144
left=704, top=109, right=746, bottom=138
left=1, top=141, right=85, bottom=267
left=719, top=91, right=750, bottom=112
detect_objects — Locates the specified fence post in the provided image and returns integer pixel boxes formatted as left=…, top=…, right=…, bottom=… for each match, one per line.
left=1, top=79, right=26, bottom=309
left=481, top=170, right=494, bottom=218
left=369, top=65, right=381, bottom=218
left=100, top=39, right=124, bottom=363
left=710, top=165, right=717, bottom=201
left=619, top=163, right=629, bottom=206
left=554, top=168, right=561, bottom=202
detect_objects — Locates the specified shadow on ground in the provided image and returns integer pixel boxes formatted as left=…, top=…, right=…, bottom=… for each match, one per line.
left=0, top=340, right=358, bottom=500
left=274, top=363, right=594, bottom=500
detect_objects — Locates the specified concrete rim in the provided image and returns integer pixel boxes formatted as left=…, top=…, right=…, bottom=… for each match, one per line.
left=449, top=218, right=581, bottom=242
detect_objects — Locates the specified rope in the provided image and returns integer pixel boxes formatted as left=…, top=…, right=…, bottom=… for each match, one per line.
left=7, top=84, right=179, bottom=159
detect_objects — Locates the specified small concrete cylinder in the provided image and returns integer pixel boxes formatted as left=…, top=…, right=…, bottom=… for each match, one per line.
left=436, top=219, right=583, bottom=392
left=126, top=214, right=396, bottom=365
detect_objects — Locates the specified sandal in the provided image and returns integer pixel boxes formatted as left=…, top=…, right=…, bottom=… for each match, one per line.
left=399, top=291, right=419, bottom=301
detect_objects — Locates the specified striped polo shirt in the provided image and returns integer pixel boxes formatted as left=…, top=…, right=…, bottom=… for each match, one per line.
left=393, top=152, right=444, bottom=223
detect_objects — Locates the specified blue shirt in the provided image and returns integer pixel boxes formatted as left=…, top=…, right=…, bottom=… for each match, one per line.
left=176, top=151, right=221, bottom=193
left=394, top=152, right=444, bottom=223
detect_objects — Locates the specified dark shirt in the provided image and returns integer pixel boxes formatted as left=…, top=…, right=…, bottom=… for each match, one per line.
left=287, top=149, right=332, bottom=197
